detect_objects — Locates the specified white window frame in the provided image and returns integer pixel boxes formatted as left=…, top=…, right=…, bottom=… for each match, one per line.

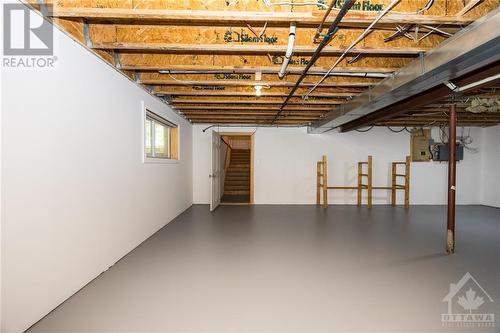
left=142, top=103, right=179, bottom=164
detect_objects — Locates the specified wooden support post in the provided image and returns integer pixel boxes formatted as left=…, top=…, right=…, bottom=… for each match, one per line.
left=447, top=105, right=457, bottom=254
left=391, top=162, right=397, bottom=206
left=322, top=155, right=328, bottom=208
left=357, top=162, right=362, bottom=206
left=404, top=155, right=411, bottom=208
left=316, top=161, right=321, bottom=206
left=367, top=155, right=373, bottom=208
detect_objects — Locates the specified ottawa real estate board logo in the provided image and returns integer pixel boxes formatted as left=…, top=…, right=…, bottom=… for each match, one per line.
left=2, top=3, right=56, bottom=69
left=442, top=272, right=495, bottom=328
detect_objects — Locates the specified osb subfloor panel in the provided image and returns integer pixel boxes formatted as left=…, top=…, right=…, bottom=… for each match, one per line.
left=28, top=205, right=500, bottom=332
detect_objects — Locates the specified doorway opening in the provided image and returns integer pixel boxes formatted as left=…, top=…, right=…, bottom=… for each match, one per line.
left=220, top=133, right=253, bottom=204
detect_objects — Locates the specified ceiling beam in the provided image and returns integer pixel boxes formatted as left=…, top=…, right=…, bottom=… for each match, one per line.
left=340, top=62, right=500, bottom=132
left=309, top=9, right=500, bottom=132
left=170, top=99, right=343, bottom=105
left=180, top=111, right=325, bottom=115
left=122, top=64, right=397, bottom=75
left=187, top=120, right=316, bottom=124
left=175, top=105, right=332, bottom=111
left=184, top=115, right=322, bottom=120
left=155, top=90, right=355, bottom=98
left=94, top=42, right=428, bottom=56
left=143, top=79, right=372, bottom=88
left=50, top=8, right=475, bottom=28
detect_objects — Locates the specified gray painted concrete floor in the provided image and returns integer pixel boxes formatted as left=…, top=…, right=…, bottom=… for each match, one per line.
left=28, top=205, right=500, bottom=333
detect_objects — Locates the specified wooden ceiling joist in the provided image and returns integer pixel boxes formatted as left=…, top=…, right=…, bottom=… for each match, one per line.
left=186, top=116, right=314, bottom=123
left=95, top=42, right=428, bottom=56
left=174, top=105, right=332, bottom=111
left=50, top=8, right=475, bottom=28
left=143, top=79, right=372, bottom=88
left=188, top=116, right=320, bottom=124
left=185, top=114, right=321, bottom=118
left=169, top=99, right=343, bottom=105
left=180, top=111, right=326, bottom=115
left=155, top=90, right=355, bottom=98
left=122, top=64, right=397, bottom=75
left=187, top=120, right=319, bottom=124
left=31, top=0, right=498, bottom=127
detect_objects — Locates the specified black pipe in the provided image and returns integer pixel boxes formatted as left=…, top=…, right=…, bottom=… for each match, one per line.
left=272, top=0, right=356, bottom=124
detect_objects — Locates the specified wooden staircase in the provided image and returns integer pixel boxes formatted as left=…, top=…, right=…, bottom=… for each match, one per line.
left=222, top=149, right=250, bottom=203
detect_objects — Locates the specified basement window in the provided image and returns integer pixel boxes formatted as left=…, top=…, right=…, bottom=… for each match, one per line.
left=144, top=110, right=179, bottom=162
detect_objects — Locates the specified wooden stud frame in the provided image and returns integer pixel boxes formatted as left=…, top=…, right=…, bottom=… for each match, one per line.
left=390, top=156, right=411, bottom=208
left=316, top=154, right=410, bottom=208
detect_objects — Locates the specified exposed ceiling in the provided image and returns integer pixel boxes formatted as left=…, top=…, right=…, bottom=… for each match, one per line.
left=28, top=0, right=500, bottom=128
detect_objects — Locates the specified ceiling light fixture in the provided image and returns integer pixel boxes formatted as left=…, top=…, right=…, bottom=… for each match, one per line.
left=255, top=85, right=263, bottom=97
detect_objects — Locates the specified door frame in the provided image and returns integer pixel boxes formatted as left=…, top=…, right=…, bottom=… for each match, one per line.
left=210, top=130, right=223, bottom=211
left=219, top=132, right=254, bottom=205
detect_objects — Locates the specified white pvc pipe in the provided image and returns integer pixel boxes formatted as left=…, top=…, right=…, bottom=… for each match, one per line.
left=278, top=22, right=297, bottom=79
left=445, top=73, right=500, bottom=92
left=263, top=0, right=328, bottom=9
left=159, top=70, right=389, bottom=78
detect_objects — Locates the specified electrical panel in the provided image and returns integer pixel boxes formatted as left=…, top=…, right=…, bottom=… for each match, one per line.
left=430, top=144, right=464, bottom=162
left=410, top=129, right=432, bottom=162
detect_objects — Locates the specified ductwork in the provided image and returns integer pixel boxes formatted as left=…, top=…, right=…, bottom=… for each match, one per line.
left=278, top=22, right=296, bottom=79
left=308, top=7, right=500, bottom=133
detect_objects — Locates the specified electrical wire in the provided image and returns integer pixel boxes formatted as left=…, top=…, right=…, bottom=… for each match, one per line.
left=264, top=0, right=433, bottom=14
left=387, top=126, right=407, bottom=133
left=355, top=126, right=374, bottom=132
left=458, top=126, right=479, bottom=153
left=166, top=71, right=196, bottom=86
left=304, top=0, right=401, bottom=99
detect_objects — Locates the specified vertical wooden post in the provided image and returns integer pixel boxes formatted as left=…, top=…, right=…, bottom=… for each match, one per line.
left=322, top=155, right=328, bottom=208
left=357, top=162, right=362, bottom=206
left=316, top=161, right=321, bottom=206
left=391, top=162, right=397, bottom=206
left=404, top=156, right=411, bottom=209
left=367, top=155, right=373, bottom=208
left=447, top=105, right=457, bottom=254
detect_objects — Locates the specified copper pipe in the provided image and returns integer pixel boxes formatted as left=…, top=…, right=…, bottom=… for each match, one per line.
left=313, top=0, right=336, bottom=43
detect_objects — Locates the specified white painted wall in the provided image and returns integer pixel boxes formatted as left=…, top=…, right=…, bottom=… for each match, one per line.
left=1, top=9, right=193, bottom=332
left=193, top=125, right=484, bottom=205
left=480, top=125, right=500, bottom=208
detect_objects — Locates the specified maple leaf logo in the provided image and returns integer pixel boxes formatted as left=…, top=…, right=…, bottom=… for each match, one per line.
left=457, top=288, right=485, bottom=313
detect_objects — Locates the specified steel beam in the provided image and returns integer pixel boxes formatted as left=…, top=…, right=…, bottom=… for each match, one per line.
left=308, top=8, right=500, bottom=133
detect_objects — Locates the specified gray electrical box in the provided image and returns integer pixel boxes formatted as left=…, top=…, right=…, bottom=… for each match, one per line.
left=434, top=144, right=464, bottom=162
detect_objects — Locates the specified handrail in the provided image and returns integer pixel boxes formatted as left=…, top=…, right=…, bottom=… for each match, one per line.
left=221, top=137, right=231, bottom=148
left=221, top=137, right=232, bottom=172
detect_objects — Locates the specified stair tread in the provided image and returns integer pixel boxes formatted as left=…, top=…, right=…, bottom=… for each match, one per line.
left=224, top=148, right=251, bottom=197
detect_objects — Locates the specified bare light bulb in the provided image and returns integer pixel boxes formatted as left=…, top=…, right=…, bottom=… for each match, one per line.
left=255, top=85, right=262, bottom=97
